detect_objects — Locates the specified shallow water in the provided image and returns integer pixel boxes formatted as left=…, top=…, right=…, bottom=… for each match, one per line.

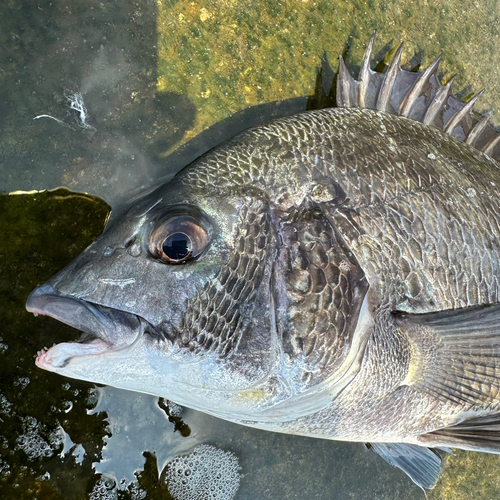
left=1, top=1, right=500, bottom=499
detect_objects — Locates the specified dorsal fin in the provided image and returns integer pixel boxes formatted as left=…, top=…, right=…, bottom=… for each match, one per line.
left=336, top=32, right=500, bottom=162
left=399, top=54, right=442, bottom=118
left=376, top=42, right=404, bottom=112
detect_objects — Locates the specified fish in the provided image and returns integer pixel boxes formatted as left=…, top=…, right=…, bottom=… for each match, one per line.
left=26, top=32, right=500, bottom=490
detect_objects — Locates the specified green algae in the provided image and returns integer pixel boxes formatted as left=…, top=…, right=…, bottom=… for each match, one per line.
left=430, top=450, right=500, bottom=500
left=156, top=0, right=500, bottom=152
left=0, top=190, right=110, bottom=499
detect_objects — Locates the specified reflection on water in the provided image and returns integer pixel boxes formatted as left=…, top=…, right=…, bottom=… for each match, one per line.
left=1, top=0, right=500, bottom=498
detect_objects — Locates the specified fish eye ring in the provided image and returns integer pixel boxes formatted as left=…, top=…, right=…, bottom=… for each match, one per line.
left=149, top=214, right=209, bottom=264
left=161, top=232, right=193, bottom=263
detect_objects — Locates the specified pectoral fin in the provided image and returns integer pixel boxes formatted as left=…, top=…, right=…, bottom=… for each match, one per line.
left=369, top=442, right=449, bottom=490
left=396, top=304, right=500, bottom=406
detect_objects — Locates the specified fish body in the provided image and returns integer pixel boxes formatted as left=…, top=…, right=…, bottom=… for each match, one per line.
left=27, top=35, right=500, bottom=488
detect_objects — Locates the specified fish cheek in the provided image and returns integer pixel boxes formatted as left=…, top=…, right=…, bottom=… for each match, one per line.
left=172, top=199, right=277, bottom=388
left=277, top=205, right=369, bottom=388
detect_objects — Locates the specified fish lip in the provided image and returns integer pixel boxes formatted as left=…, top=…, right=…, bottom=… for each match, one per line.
left=26, top=283, right=147, bottom=369
left=28, top=284, right=102, bottom=339
left=27, top=283, right=133, bottom=343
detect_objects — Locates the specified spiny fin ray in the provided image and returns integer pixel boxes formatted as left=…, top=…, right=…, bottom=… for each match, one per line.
left=466, top=111, right=492, bottom=146
left=376, top=43, right=404, bottom=112
left=444, top=89, right=485, bottom=135
left=483, top=133, right=500, bottom=157
left=399, top=55, right=442, bottom=118
left=337, top=32, right=500, bottom=161
left=336, top=56, right=355, bottom=108
left=357, top=31, right=376, bottom=108
left=423, top=76, right=455, bottom=126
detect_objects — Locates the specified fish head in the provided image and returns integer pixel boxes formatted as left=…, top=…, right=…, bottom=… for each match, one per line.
left=26, top=176, right=282, bottom=419
left=26, top=120, right=373, bottom=424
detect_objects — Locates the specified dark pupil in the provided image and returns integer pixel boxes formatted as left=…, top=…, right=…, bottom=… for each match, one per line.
left=162, top=233, right=192, bottom=261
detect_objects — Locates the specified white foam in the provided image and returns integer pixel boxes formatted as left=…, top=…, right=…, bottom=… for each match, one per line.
left=163, top=444, right=241, bottom=500
left=90, top=477, right=118, bottom=500
left=15, top=417, right=53, bottom=460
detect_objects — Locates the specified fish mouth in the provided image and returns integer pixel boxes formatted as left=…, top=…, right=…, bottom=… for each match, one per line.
left=26, top=284, right=146, bottom=371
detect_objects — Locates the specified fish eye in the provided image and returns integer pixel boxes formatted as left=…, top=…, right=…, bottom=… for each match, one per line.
left=149, top=215, right=209, bottom=264
left=162, top=232, right=192, bottom=262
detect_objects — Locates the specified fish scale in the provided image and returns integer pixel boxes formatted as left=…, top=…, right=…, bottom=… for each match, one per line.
left=180, top=103, right=500, bottom=318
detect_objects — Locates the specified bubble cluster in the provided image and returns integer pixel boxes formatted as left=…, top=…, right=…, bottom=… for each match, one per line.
left=127, top=481, right=147, bottom=500
left=166, top=400, right=183, bottom=417
left=48, top=425, right=65, bottom=449
left=90, top=477, right=118, bottom=500
left=13, top=376, right=30, bottom=389
left=163, top=444, right=241, bottom=500
left=0, top=457, right=10, bottom=477
left=0, top=394, right=12, bottom=415
left=15, top=417, right=53, bottom=460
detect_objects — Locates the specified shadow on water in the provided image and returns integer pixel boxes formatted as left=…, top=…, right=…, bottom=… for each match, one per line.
left=0, top=0, right=196, bottom=204
left=0, top=191, right=111, bottom=499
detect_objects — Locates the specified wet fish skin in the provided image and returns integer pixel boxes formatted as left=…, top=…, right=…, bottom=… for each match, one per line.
left=26, top=37, right=500, bottom=489
left=29, top=105, right=500, bottom=431
left=177, top=106, right=500, bottom=435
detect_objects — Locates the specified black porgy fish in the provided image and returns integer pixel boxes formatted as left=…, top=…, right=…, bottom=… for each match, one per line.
left=26, top=34, right=500, bottom=489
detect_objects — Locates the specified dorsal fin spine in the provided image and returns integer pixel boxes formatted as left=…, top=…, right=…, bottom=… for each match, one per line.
left=422, top=76, right=455, bottom=126
left=483, top=134, right=500, bottom=157
left=336, top=36, right=500, bottom=162
left=337, top=56, right=353, bottom=107
left=376, top=43, right=404, bottom=112
left=357, top=31, right=377, bottom=108
left=399, top=55, right=442, bottom=118
left=444, top=89, right=484, bottom=135
left=466, top=112, right=492, bottom=146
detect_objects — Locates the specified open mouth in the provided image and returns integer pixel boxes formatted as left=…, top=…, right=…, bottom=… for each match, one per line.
left=26, top=284, right=145, bottom=370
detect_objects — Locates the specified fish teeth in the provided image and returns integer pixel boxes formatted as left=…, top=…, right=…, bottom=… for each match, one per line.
left=36, top=346, right=48, bottom=357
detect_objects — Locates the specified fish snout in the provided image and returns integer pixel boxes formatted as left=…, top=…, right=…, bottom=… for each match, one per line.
left=26, top=283, right=59, bottom=316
